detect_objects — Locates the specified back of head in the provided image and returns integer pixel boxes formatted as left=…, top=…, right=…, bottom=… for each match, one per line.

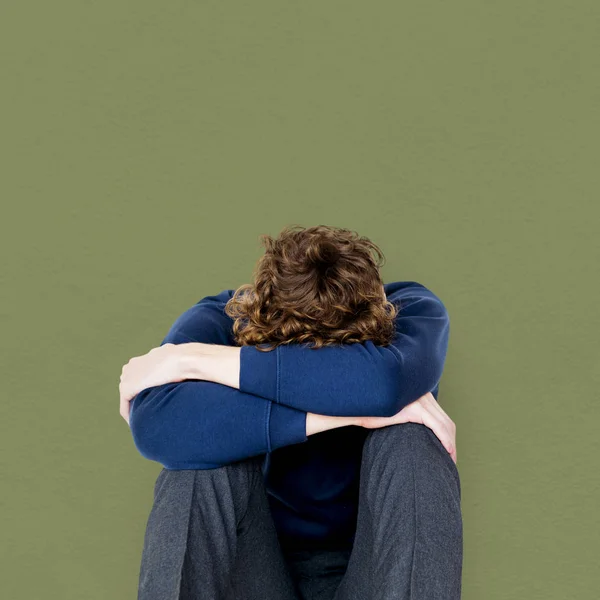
left=225, top=224, right=398, bottom=350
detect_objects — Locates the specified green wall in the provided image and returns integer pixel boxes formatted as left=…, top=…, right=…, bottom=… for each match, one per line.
left=1, top=2, right=599, bottom=598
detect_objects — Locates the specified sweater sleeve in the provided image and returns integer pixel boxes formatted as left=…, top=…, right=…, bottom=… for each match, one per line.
left=129, top=291, right=307, bottom=469
left=239, top=280, right=450, bottom=418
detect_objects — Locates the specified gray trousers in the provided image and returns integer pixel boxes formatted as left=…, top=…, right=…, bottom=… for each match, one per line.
left=137, top=422, right=463, bottom=600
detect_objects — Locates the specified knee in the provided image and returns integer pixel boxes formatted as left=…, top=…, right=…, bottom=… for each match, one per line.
left=362, top=423, right=460, bottom=494
left=363, top=422, right=433, bottom=461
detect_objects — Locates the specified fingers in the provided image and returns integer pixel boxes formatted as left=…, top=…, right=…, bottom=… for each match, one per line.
left=120, top=399, right=130, bottom=426
left=420, top=391, right=450, bottom=420
left=420, top=406, right=456, bottom=463
left=119, top=384, right=131, bottom=426
left=418, top=393, right=457, bottom=463
left=367, top=398, right=458, bottom=464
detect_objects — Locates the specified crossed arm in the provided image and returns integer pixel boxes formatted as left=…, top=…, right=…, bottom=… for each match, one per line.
left=128, top=280, right=450, bottom=468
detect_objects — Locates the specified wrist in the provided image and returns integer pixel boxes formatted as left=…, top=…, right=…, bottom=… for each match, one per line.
left=306, top=413, right=361, bottom=436
left=179, top=343, right=241, bottom=388
left=178, top=342, right=224, bottom=381
left=179, top=343, right=207, bottom=380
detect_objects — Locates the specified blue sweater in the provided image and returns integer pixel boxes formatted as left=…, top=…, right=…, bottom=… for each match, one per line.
left=130, top=280, right=450, bottom=550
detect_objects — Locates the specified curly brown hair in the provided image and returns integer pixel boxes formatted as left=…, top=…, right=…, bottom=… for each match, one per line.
left=224, top=225, right=398, bottom=352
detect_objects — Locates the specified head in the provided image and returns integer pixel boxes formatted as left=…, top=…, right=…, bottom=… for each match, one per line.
left=224, top=224, right=398, bottom=351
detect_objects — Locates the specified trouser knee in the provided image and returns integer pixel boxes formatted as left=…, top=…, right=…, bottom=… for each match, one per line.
left=362, top=422, right=461, bottom=500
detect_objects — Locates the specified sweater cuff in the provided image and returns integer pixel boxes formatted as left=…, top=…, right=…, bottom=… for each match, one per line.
left=269, top=402, right=307, bottom=451
left=239, top=344, right=279, bottom=401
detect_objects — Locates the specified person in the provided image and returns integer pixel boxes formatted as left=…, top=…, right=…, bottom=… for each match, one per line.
left=119, top=224, right=463, bottom=600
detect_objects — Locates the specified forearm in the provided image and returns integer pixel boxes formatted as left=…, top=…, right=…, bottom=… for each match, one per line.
left=180, top=342, right=433, bottom=420
left=129, top=379, right=307, bottom=468
left=129, top=377, right=358, bottom=469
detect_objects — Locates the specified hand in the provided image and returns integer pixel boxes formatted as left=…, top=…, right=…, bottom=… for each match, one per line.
left=119, top=343, right=188, bottom=425
left=358, top=392, right=457, bottom=464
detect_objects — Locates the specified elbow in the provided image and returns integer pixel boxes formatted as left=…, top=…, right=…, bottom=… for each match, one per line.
left=129, top=385, right=185, bottom=465
left=378, top=389, right=419, bottom=419
left=379, top=367, right=442, bottom=417
left=129, top=389, right=164, bottom=462
left=365, top=377, right=408, bottom=418
left=379, top=391, right=406, bottom=418
left=129, top=384, right=223, bottom=468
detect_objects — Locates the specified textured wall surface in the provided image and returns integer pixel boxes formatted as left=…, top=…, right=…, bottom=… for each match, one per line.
left=1, top=2, right=599, bottom=598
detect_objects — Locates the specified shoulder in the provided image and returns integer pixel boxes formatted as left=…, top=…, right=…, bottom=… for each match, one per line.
left=384, top=280, right=449, bottom=319
left=162, top=289, right=237, bottom=345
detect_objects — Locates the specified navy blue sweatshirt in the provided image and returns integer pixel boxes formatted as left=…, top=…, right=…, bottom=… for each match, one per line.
left=129, top=280, right=450, bottom=550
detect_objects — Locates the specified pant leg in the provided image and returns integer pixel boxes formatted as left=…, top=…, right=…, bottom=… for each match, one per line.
left=334, top=422, right=463, bottom=600
left=137, top=455, right=301, bottom=600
